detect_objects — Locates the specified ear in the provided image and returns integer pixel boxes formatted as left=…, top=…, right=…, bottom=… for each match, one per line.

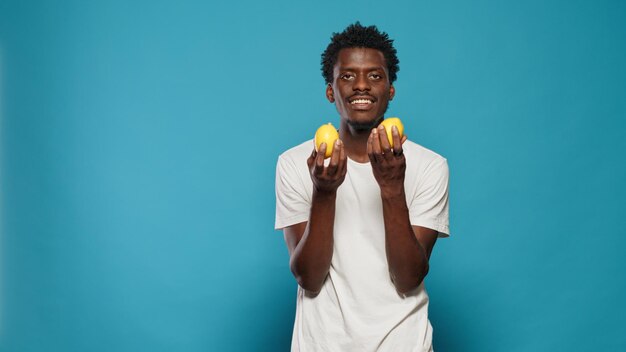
left=389, top=85, right=395, bottom=101
left=326, top=84, right=335, bottom=103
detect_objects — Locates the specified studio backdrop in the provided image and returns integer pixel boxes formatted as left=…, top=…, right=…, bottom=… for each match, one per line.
left=1, top=1, right=625, bottom=351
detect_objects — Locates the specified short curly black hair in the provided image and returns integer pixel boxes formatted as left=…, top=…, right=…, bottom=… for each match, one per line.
left=321, top=22, right=400, bottom=84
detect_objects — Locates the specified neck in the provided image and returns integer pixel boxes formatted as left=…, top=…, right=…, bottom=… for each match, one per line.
left=339, top=117, right=383, bottom=163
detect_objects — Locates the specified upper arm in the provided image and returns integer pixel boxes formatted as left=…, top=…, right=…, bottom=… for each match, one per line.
left=275, top=154, right=311, bottom=231
left=408, top=157, right=450, bottom=237
left=412, top=225, right=438, bottom=260
left=283, top=221, right=307, bottom=257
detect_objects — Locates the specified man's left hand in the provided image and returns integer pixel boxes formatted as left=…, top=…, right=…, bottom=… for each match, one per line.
left=367, top=124, right=408, bottom=197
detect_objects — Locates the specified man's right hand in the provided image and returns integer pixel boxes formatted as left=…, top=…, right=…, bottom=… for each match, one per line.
left=285, top=140, right=346, bottom=295
left=307, top=140, right=348, bottom=194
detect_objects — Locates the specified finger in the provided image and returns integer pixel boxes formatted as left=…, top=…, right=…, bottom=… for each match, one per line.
left=392, top=126, right=403, bottom=156
left=307, top=148, right=316, bottom=168
left=314, top=143, right=326, bottom=175
left=371, top=128, right=383, bottom=158
left=338, top=140, right=347, bottom=176
left=371, top=128, right=384, bottom=163
left=378, top=126, right=393, bottom=162
left=327, top=140, right=341, bottom=176
left=367, top=130, right=377, bottom=163
left=378, top=125, right=392, bottom=155
left=401, top=135, right=407, bottom=145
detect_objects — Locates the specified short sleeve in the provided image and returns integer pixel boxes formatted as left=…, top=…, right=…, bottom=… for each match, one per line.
left=409, top=158, right=450, bottom=237
left=275, top=155, right=311, bottom=230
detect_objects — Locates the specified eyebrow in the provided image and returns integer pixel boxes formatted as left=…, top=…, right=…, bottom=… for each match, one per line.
left=338, top=66, right=386, bottom=72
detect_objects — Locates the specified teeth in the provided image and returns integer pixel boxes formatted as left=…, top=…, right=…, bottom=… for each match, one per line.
left=351, top=99, right=372, bottom=104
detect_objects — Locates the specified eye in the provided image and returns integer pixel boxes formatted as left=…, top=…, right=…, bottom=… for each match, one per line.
left=340, top=73, right=355, bottom=80
left=369, top=73, right=382, bottom=80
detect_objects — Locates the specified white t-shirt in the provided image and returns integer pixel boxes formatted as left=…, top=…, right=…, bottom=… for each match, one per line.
left=275, top=139, right=450, bottom=352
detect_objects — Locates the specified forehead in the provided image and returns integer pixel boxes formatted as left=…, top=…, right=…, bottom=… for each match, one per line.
left=334, top=47, right=387, bottom=70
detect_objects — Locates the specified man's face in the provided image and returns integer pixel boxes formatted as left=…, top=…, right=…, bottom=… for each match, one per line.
left=326, top=47, right=395, bottom=130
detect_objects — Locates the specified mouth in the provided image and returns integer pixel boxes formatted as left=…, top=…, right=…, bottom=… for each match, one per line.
left=348, top=96, right=376, bottom=110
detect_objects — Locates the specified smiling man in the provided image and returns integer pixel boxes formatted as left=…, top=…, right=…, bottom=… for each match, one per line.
left=275, top=23, right=450, bottom=352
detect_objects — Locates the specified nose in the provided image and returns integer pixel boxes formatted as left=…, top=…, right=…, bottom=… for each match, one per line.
left=353, top=74, right=370, bottom=92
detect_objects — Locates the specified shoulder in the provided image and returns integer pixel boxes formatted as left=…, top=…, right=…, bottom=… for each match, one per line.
left=403, top=140, right=447, bottom=168
left=278, top=139, right=314, bottom=164
left=276, top=139, right=314, bottom=177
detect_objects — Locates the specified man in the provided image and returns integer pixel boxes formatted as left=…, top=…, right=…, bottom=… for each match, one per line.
left=275, top=22, right=450, bottom=351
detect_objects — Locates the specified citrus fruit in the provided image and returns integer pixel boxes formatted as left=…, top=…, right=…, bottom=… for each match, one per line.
left=314, top=123, right=339, bottom=158
left=380, top=117, right=404, bottom=147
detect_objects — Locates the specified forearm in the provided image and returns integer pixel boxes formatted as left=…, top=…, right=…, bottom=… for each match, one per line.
left=289, top=190, right=336, bottom=294
left=381, top=188, right=429, bottom=294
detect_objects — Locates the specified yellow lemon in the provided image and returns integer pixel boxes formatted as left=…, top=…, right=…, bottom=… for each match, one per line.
left=314, top=123, right=339, bottom=158
left=380, top=117, right=404, bottom=147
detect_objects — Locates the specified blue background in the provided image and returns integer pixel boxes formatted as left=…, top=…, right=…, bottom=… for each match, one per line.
left=1, top=0, right=625, bottom=351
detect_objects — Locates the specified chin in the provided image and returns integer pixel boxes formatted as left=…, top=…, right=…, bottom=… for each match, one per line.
left=346, top=116, right=383, bottom=132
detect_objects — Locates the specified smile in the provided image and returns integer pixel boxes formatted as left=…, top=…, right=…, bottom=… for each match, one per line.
left=350, top=98, right=374, bottom=105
